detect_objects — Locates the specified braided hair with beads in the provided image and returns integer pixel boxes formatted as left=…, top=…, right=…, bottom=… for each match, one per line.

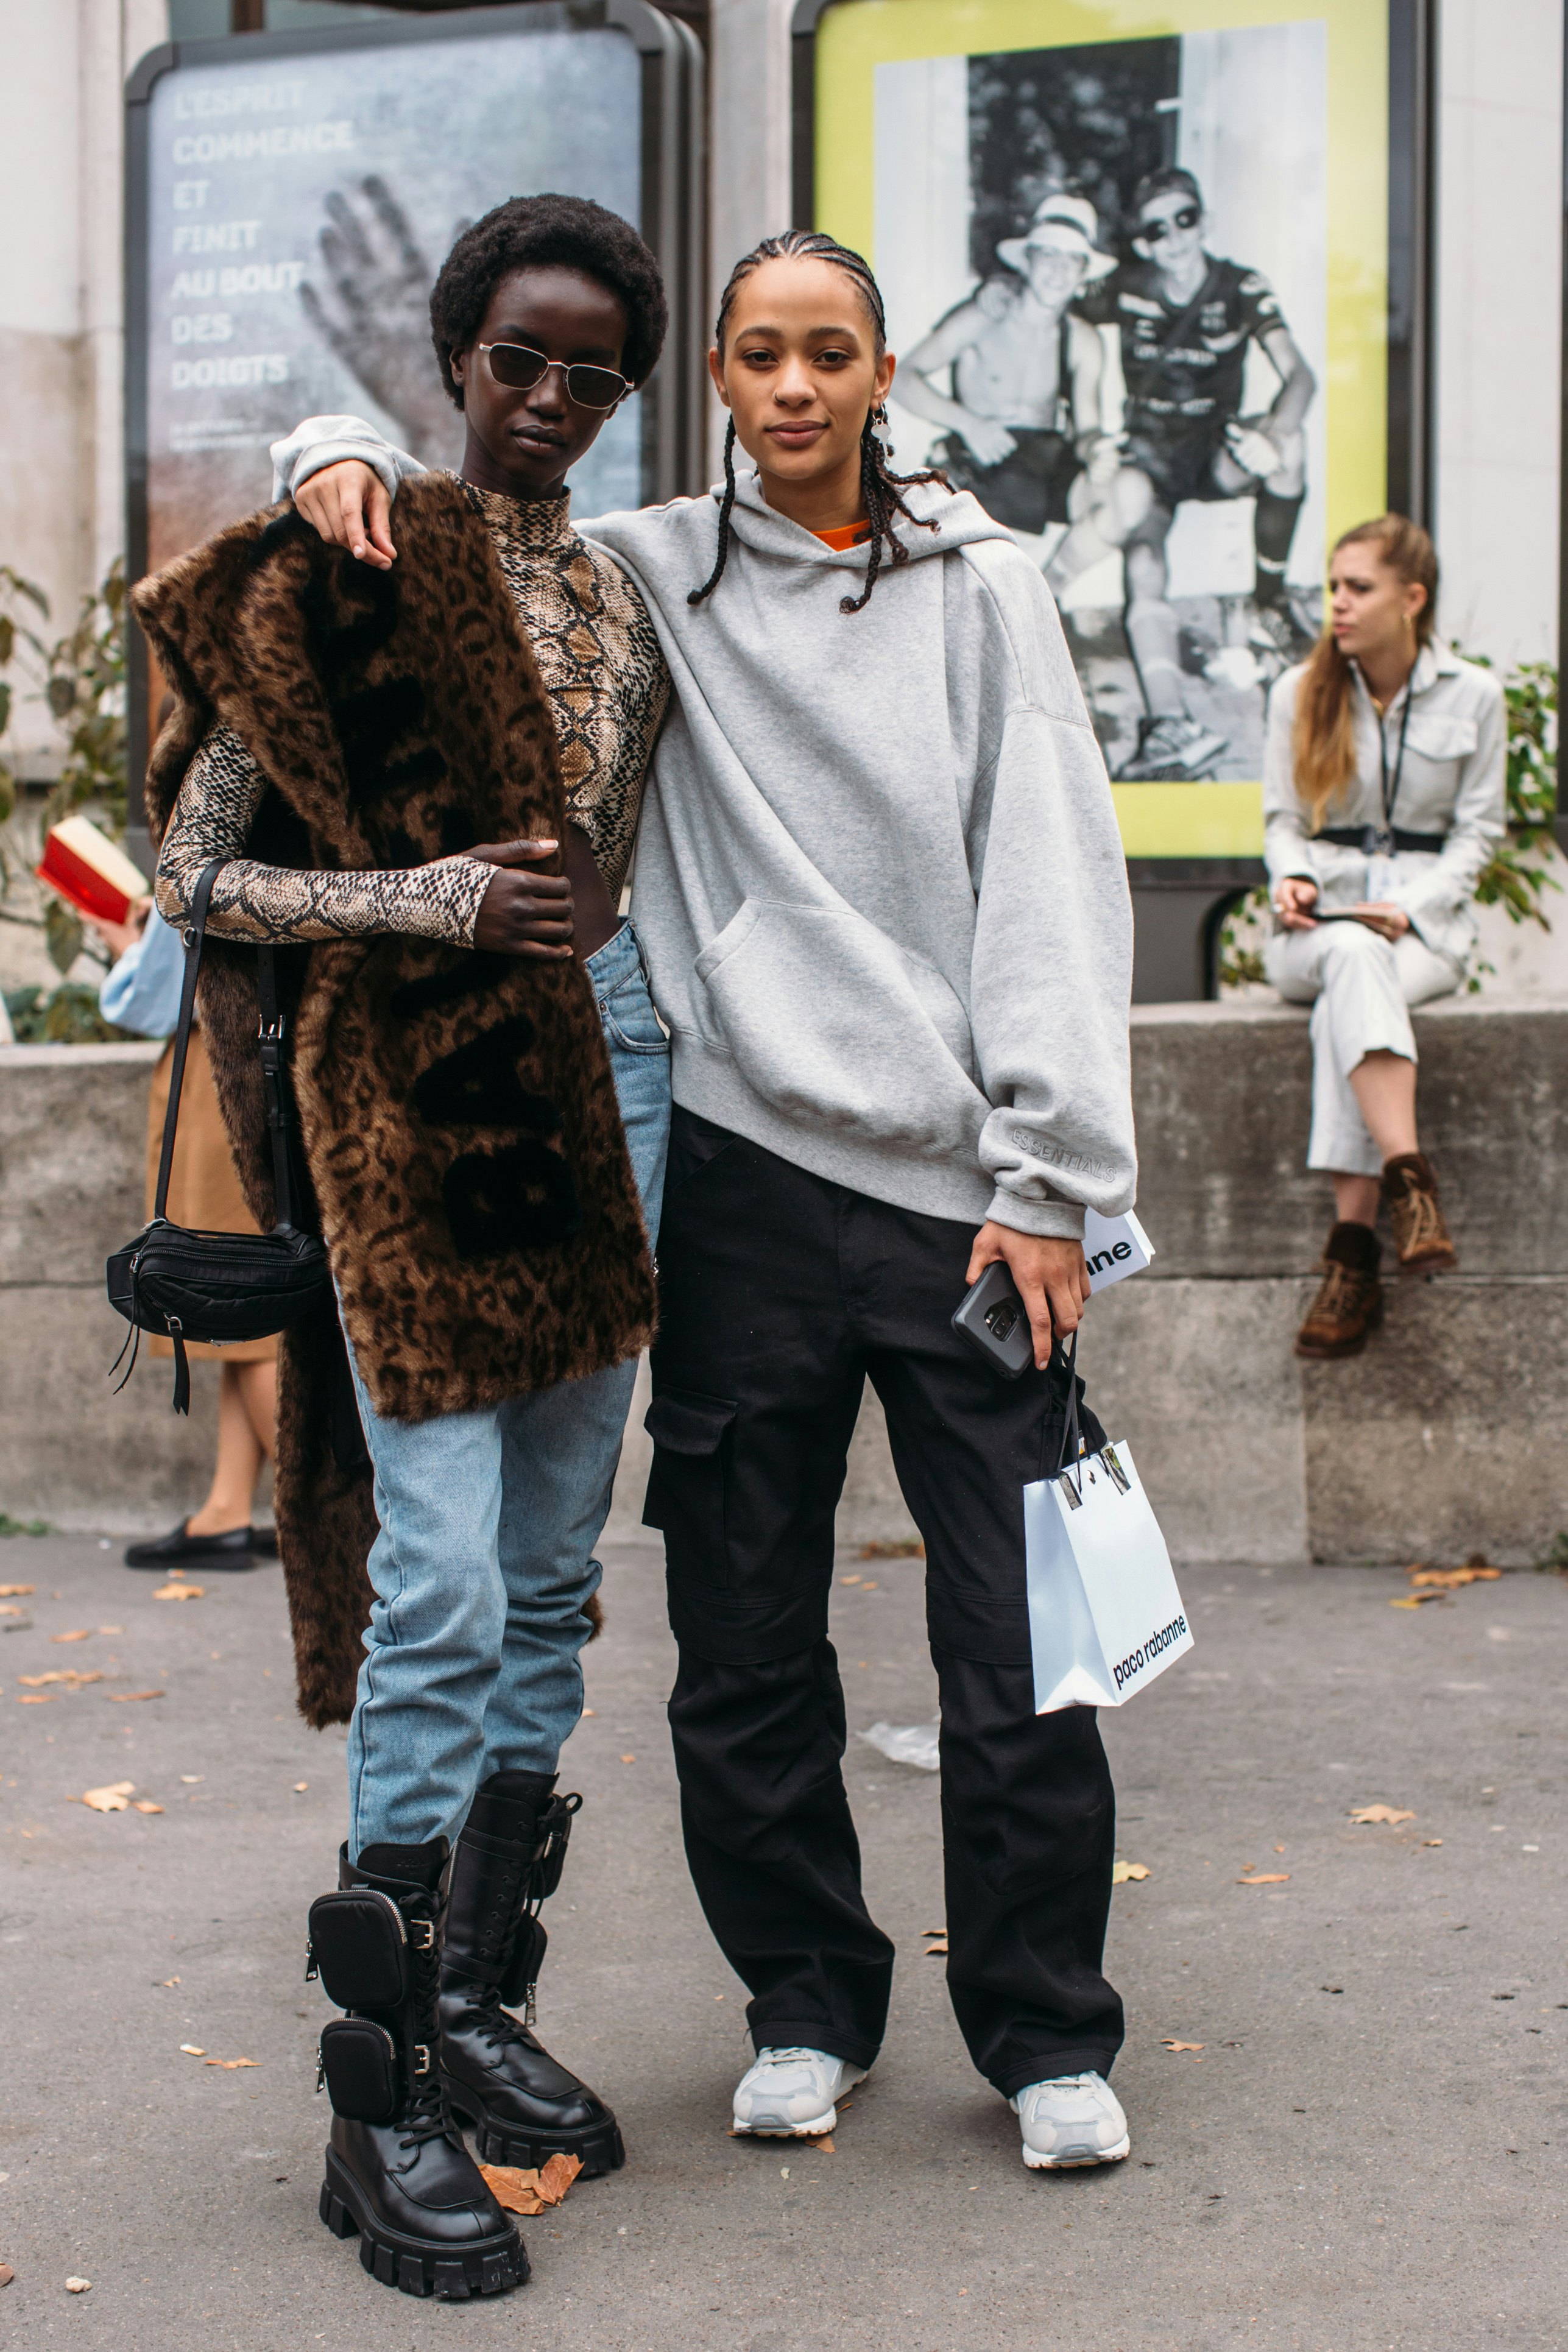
left=688, top=230, right=947, bottom=616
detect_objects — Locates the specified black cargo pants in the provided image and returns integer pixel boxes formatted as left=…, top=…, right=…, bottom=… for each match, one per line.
left=643, top=1109, right=1124, bottom=2097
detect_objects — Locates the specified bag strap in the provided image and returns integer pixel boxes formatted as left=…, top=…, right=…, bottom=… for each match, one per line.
left=152, top=860, right=224, bottom=1223
left=1044, top=1328, right=1085, bottom=1492
left=255, top=942, right=301, bottom=1232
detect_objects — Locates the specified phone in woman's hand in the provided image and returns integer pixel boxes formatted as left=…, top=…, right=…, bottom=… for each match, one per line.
left=952, top=1261, right=1034, bottom=1380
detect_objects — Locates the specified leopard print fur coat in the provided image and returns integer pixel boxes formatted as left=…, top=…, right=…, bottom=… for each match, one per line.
left=133, top=476, right=656, bottom=1725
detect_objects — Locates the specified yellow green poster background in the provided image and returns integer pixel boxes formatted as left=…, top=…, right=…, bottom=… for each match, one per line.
left=812, top=0, right=1392, bottom=858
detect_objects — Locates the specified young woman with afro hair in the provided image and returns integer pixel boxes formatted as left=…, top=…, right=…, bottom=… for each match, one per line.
left=283, top=226, right=1140, bottom=2186
left=155, top=194, right=680, bottom=2298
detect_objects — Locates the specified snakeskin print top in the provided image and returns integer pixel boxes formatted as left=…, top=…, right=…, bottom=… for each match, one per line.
left=155, top=484, right=670, bottom=945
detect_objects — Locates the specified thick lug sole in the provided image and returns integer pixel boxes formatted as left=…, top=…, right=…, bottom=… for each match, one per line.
left=319, top=2148, right=527, bottom=2299
left=443, top=2079, right=626, bottom=2177
left=1021, top=2133, right=1131, bottom=2170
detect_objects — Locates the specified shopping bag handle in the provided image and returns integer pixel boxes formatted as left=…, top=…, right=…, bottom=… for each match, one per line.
left=1041, top=1329, right=1085, bottom=1494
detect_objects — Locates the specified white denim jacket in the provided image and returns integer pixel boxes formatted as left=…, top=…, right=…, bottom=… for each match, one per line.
left=1262, top=644, right=1506, bottom=970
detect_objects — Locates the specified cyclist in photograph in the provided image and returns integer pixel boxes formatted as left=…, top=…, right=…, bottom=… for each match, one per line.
left=1050, top=165, right=1318, bottom=782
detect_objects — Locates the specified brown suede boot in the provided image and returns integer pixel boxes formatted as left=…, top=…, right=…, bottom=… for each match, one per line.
left=1296, top=1223, right=1383, bottom=1360
left=1381, top=1151, right=1458, bottom=1273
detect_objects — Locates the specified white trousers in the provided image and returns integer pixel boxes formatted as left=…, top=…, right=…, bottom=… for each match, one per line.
left=1263, top=921, right=1461, bottom=1176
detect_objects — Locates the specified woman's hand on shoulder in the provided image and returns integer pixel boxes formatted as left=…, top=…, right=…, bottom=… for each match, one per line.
left=1273, top=876, right=1319, bottom=930
left=294, top=461, right=397, bottom=570
left=469, top=838, right=574, bottom=959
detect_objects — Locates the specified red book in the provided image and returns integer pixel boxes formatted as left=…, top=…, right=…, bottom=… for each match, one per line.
left=36, top=816, right=149, bottom=927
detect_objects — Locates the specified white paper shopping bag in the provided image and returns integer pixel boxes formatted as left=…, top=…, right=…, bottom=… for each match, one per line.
left=1023, top=1440, right=1193, bottom=1714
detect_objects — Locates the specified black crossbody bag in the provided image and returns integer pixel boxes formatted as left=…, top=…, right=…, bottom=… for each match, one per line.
left=107, top=859, right=332, bottom=1412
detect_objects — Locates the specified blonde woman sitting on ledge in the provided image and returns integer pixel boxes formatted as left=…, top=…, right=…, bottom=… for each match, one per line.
left=1263, top=514, right=1505, bottom=1360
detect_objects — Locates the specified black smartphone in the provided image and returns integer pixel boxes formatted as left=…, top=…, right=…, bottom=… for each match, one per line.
left=952, top=1261, right=1034, bottom=1379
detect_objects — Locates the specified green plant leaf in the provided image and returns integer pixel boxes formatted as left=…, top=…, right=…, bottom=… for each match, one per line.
left=44, top=896, right=84, bottom=976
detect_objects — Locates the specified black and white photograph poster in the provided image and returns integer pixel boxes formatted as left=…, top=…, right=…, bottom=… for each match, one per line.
left=813, top=0, right=1398, bottom=857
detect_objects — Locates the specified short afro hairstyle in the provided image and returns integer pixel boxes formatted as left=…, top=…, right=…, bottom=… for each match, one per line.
left=429, top=193, right=667, bottom=407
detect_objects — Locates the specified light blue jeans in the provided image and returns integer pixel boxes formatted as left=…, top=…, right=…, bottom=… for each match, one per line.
left=342, top=922, right=669, bottom=1854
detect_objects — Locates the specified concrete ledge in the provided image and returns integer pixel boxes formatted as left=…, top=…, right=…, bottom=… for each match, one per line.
left=5, top=1006, right=1565, bottom=1561
left=1129, top=997, right=1568, bottom=1277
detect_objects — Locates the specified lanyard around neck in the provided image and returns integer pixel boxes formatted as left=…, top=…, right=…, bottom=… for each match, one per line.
left=1373, top=676, right=1415, bottom=854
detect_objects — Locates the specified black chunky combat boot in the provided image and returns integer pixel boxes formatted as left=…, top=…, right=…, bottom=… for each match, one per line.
left=308, top=1841, right=527, bottom=2300
left=439, top=1771, right=625, bottom=2176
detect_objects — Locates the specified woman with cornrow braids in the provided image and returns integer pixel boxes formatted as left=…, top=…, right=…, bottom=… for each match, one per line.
left=284, top=226, right=1139, bottom=2177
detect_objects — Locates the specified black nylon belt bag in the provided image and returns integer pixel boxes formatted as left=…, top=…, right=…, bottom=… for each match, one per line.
left=105, top=858, right=331, bottom=1412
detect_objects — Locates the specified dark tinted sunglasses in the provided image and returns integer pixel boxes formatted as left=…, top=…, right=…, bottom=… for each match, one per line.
left=476, top=342, right=631, bottom=411
left=1138, top=205, right=1201, bottom=242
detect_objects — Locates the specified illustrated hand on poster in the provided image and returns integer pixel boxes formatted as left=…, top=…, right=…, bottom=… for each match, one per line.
left=299, top=172, right=463, bottom=464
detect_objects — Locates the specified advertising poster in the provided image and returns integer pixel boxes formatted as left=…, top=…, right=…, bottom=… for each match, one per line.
left=802, top=0, right=1416, bottom=861
left=127, top=2, right=702, bottom=775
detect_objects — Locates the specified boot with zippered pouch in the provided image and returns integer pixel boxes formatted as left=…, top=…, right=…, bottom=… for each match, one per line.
left=309, top=1841, right=527, bottom=2300
left=438, top=1771, right=625, bottom=2176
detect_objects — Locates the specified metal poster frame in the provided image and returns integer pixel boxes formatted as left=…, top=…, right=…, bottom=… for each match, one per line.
left=790, top=0, right=1436, bottom=994
left=124, top=0, right=705, bottom=797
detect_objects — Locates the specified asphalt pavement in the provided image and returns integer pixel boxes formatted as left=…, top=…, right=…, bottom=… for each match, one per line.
left=1, top=1531, right=1565, bottom=2350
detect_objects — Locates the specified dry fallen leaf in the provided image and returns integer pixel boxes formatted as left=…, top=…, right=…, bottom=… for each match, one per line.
left=814, top=2135, right=835, bottom=2153
left=1350, top=1805, right=1415, bottom=1826
left=858, top=1539, right=923, bottom=1559
left=180, top=1775, right=203, bottom=1784
left=1390, top=1593, right=1441, bottom=1609
left=180, top=2044, right=207, bottom=2055
left=1112, top=1861, right=1151, bottom=1884
left=0, top=1584, right=36, bottom=1598
left=64, top=2276, right=91, bottom=2293
left=97, top=1625, right=124, bottom=1635
left=52, top=1630, right=92, bottom=1644
left=0, top=1605, right=21, bottom=1617
left=924, top=1939, right=948, bottom=1956
left=1422, top=1838, right=1443, bottom=1848
left=1161, top=2040, right=1204, bottom=2054
left=479, top=2152, right=582, bottom=2215
left=132, top=1801, right=164, bottom=1815
left=204, top=2057, right=260, bottom=2069
left=1409, top=1566, right=1501, bottom=1588
left=82, top=1782, right=136, bottom=1813
left=0, top=2262, right=12, bottom=2286
left=16, top=1695, right=52, bottom=1706
left=109, top=1690, right=164, bottom=1704
left=620, top=1754, right=636, bottom=1764
left=1237, top=1873, right=1290, bottom=1885
left=292, top=1782, right=308, bottom=1793
left=160, top=1977, right=181, bottom=1987
left=18, top=1670, right=101, bottom=1688
left=154, top=1583, right=204, bottom=1601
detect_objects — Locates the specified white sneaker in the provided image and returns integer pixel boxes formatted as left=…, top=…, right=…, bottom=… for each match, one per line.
left=1011, top=2072, right=1129, bottom=2169
left=731, top=2047, right=867, bottom=2137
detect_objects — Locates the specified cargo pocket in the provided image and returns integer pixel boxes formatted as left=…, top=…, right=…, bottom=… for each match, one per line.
left=641, top=1389, right=736, bottom=1584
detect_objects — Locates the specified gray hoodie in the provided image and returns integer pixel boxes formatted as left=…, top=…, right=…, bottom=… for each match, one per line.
left=273, top=425, right=1135, bottom=1238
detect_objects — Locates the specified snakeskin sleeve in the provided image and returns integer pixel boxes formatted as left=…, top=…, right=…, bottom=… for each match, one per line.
left=155, top=724, right=492, bottom=947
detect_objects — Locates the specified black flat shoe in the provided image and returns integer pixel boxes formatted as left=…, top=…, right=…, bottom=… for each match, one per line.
left=124, top=1522, right=267, bottom=1571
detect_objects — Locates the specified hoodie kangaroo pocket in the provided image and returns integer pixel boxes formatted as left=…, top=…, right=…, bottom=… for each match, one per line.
left=693, top=899, right=987, bottom=1159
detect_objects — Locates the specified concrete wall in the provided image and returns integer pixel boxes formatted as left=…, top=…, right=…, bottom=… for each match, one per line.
left=0, top=0, right=168, bottom=767
left=0, top=1041, right=226, bottom=1527
left=8, top=998, right=1566, bottom=1563
left=1435, top=0, right=1563, bottom=666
